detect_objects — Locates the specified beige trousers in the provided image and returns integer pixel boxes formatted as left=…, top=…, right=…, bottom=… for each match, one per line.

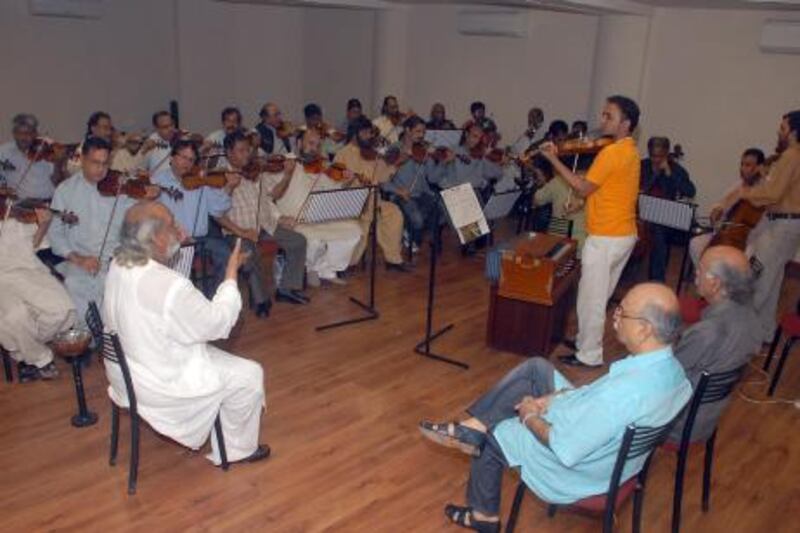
left=351, top=197, right=404, bottom=266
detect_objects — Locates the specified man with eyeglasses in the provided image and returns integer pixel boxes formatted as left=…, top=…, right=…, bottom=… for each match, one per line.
left=418, top=282, right=691, bottom=532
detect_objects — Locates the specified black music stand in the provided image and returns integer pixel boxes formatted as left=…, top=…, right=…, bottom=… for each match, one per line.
left=483, top=188, right=522, bottom=246
left=315, top=186, right=378, bottom=331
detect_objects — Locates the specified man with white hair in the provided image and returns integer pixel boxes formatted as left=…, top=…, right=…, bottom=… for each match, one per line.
left=0, top=113, right=63, bottom=199
left=103, top=200, right=269, bottom=466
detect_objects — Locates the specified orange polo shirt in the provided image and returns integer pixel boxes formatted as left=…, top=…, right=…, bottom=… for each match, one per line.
left=584, top=137, right=640, bottom=236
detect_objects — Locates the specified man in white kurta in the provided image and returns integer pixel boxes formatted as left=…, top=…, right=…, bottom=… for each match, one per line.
left=274, top=129, right=362, bottom=283
left=0, top=210, right=75, bottom=381
left=103, top=201, right=268, bottom=465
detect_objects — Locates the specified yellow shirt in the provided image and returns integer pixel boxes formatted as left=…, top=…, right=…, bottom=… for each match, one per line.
left=584, top=137, right=640, bottom=236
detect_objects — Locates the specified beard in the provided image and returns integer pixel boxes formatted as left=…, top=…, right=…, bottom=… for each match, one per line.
left=357, top=136, right=374, bottom=150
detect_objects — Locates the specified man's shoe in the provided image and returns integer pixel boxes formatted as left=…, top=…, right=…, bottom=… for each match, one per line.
left=561, top=338, right=577, bottom=350
left=255, top=300, right=271, bottom=318
left=275, top=289, right=305, bottom=305
left=386, top=262, right=412, bottom=273
left=558, top=354, right=602, bottom=368
left=242, top=444, right=271, bottom=464
left=37, top=362, right=59, bottom=380
left=291, top=290, right=310, bottom=303
left=17, top=362, right=39, bottom=383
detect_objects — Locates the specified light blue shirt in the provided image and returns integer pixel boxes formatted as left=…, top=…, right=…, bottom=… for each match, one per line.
left=439, top=146, right=503, bottom=190
left=382, top=149, right=441, bottom=198
left=494, top=347, right=691, bottom=504
left=152, top=167, right=231, bottom=237
left=0, top=141, right=55, bottom=199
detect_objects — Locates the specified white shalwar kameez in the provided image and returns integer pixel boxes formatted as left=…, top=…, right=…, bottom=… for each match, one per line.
left=273, top=166, right=362, bottom=280
left=103, top=259, right=264, bottom=464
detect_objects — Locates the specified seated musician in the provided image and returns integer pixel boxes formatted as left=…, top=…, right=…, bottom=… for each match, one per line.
left=204, top=106, right=243, bottom=157
left=438, top=124, right=503, bottom=200
left=334, top=116, right=410, bottom=272
left=532, top=155, right=586, bottom=256
left=141, top=110, right=177, bottom=173
left=273, top=128, right=362, bottom=287
left=0, top=206, right=75, bottom=382
left=66, top=111, right=115, bottom=176
left=419, top=282, right=691, bottom=532
left=426, top=103, right=457, bottom=130
left=213, top=130, right=281, bottom=316
left=48, top=137, right=154, bottom=324
left=510, top=107, right=545, bottom=156
left=110, top=132, right=145, bottom=174
left=464, top=101, right=499, bottom=147
left=255, top=102, right=293, bottom=156
left=372, top=95, right=406, bottom=145
left=338, top=98, right=364, bottom=136
left=670, top=245, right=760, bottom=442
left=689, top=148, right=766, bottom=267
left=104, top=202, right=269, bottom=466
left=302, top=103, right=344, bottom=160
left=570, top=120, right=588, bottom=139
left=0, top=114, right=63, bottom=200
left=151, top=140, right=237, bottom=296
left=641, top=136, right=696, bottom=282
left=383, top=116, right=443, bottom=250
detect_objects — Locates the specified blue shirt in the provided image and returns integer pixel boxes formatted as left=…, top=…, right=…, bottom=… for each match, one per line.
left=152, top=167, right=231, bottom=237
left=494, top=347, right=691, bottom=504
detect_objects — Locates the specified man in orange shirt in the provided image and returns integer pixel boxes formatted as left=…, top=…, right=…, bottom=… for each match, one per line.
left=540, top=95, right=641, bottom=367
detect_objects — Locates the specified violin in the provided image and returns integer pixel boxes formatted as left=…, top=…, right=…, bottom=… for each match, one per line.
left=27, top=139, right=79, bottom=163
left=302, top=157, right=363, bottom=183
left=180, top=169, right=230, bottom=191
left=556, top=136, right=614, bottom=156
left=309, top=122, right=346, bottom=143
left=0, top=197, right=78, bottom=225
left=254, top=154, right=293, bottom=173
left=98, top=170, right=184, bottom=201
left=277, top=121, right=297, bottom=140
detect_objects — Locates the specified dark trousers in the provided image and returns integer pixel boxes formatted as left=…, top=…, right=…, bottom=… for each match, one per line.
left=395, top=193, right=437, bottom=246
left=648, top=224, right=670, bottom=282
left=224, top=235, right=269, bottom=305
left=270, top=226, right=306, bottom=291
left=465, top=358, right=557, bottom=516
left=196, top=235, right=231, bottom=298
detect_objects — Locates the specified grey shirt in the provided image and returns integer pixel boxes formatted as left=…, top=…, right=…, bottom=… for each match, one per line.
left=670, top=299, right=761, bottom=442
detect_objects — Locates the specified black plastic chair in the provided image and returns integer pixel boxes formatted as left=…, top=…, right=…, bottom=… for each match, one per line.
left=2, top=345, right=12, bottom=383
left=546, top=216, right=574, bottom=239
left=505, top=423, right=672, bottom=533
left=86, top=303, right=229, bottom=495
left=666, top=366, right=745, bottom=533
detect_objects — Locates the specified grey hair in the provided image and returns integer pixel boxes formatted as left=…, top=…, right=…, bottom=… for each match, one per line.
left=707, top=259, right=755, bottom=305
left=113, top=216, right=165, bottom=268
left=641, top=303, right=682, bottom=344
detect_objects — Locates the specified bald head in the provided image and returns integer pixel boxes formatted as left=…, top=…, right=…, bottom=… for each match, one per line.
left=124, top=200, right=170, bottom=227
left=116, top=201, right=182, bottom=267
left=697, top=245, right=754, bottom=304
left=615, top=282, right=681, bottom=353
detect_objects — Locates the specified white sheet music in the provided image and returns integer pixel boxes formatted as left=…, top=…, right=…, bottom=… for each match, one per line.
left=441, top=183, right=490, bottom=244
left=170, top=245, right=195, bottom=278
left=297, top=187, right=370, bottom=225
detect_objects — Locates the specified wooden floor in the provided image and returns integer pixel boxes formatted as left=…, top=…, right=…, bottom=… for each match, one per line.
left=1, top=222, right=799, bottom=532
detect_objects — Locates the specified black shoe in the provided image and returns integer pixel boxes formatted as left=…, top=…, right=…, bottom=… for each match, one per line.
left=17, top=362, right=39, bottom=383
left=386, top=262, right=412, bottom=273
left=561, top=338, right=577, bottom=350
left=291, top=290, right=310, bottom=303
left=558, top=354, right=602, bottom=368
left=242, top=444, right=271, bottom=463
left=275, top=289, right=306, bottom=305
left=255, top=300, right=271, bottom=318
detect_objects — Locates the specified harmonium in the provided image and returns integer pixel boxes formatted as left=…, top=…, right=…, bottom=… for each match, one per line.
left=486, top=232, right=580, bottom=356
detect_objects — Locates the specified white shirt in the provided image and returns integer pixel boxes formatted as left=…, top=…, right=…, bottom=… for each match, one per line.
left=142, top=132, right=172, bottom=173
left=0, top=141, right=55, bottom=199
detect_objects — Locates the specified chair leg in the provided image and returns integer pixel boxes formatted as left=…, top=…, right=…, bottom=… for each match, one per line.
left=768, top=336, right=795, bottom=397
left=109, top=403, right=120, bottom=466
left=215, top=414, right=229, bottom=471
left=504, top=481, right=526, bottom=533
left=128, top=414, right=140, bottom=495
left=2, top=348, right=12, bottom=383
left=671, top=443, right=690, bottom=533
left=547, top=504, right=557, bottom=518
left=763, top=326, right=783, bottom=371
left=702, top=431, right=717, bottom=512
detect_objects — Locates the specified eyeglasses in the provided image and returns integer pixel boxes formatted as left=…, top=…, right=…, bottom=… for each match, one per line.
left=614, top=304, right=651, bottom=324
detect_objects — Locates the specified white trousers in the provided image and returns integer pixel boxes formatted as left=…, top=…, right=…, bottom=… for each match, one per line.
left=295, top=221, right=362, bottom=279
left=576, top=235, right=637, bottom=365
left=0, top=268, right=76, bottom=367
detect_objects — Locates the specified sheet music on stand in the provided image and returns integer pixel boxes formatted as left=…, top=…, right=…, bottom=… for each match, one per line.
left=297, top=186, right=370, bottom=224
left=483, top=189, right=522, bottom=221
left=638, top=194, right=696, bottom=231
left=424, top=129, right=462, bottom=149
left=441, top=183, right=490, bottom=244
left=170, top=244, right=195, bottom=279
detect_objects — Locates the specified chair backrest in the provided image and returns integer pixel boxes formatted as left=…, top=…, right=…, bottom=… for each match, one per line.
left=101, top=332, right=139, bottom=415
left=547, top=216, right=573, bottom=239
left=170, top=244, right=196, bottom=279
left=86, top=301, right=105, bottom=351
left=678, top=365, right=745, bottom=447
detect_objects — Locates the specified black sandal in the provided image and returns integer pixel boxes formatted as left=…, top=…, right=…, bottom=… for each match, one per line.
left=419, top=420, right=486, bottom=457
left=444, top=504, right=500, bottom=533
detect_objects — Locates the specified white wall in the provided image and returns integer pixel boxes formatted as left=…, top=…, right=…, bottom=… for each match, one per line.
left=639, top=8, right=800, bottom=210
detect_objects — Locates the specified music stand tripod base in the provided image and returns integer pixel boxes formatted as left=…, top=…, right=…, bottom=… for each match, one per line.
left=68, top=353, right=99, bottom=428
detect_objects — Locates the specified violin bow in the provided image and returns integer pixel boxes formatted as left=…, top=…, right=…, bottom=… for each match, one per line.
left=94, top=174, right=125, bottom=277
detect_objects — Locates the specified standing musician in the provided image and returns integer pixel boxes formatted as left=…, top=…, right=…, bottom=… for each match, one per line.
left=510, top=107, right=545, bottom=156
left=570, top=120, right=589, bottom=139
left=689, top=148, right=766, bottom=267
left=372, top=95, right=407, bottom=145
left=48, top=137, right=156, bottom=323
left=152, top=140, right=237, bottom=296
left=737, top=109, right=800, bottom=346
left=383, top=116, right=443, bottom=250
left=640, top=136, right=696, bottom=282
left=66, top=111, right=115, bottom=176
left=0, top=205, right=76, bottom=382
left=204, top=106, right=243, bottom=154
left=427, top=103, right=457, bottom=130
left=273, top=128, right=362, bottom=287
left=255, top=102, right=293, bottom=156
left=0, top=114, right=64, bottom=200
left=334, top=115, right=410, bottom=272
left=539, top=95, right=642, bottom=368
left=141, top=110, right=178, bottom=173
